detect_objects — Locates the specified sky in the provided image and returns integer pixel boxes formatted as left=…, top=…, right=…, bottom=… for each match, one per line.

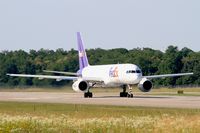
left=0, top=0, right=200, bottom=52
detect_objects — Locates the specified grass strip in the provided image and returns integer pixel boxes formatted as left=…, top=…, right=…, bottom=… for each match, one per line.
left=0, top=102, right=199, bottom=132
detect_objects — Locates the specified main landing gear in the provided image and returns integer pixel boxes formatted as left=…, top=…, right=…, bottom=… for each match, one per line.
left=120, top=85, right=133, bottom=98
left=84, top=83, right=97, bottom=98
left=84, top=91, right=93, bottom=98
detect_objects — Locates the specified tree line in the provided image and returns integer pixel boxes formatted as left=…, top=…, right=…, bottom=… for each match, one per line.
left=0, top=45, right=199, bottom=87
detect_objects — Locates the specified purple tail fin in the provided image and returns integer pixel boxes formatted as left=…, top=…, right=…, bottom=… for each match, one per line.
left=77, top=32, right=89, bottom=74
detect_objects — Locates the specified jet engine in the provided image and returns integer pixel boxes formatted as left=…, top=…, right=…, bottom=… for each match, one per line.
left=138, top=78, right=153, bottom=92
left=72, top=79, right=89, bottom=92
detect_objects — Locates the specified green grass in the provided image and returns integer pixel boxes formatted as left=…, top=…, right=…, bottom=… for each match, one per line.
left=151, top=87, right=200, bottom=92
left=0, top=86, right=74, bottom=92
left=0, top=102, right=200, bottom=133
left=147, top=92, right=200, bottom=97
left=148, top=87, right=200, bottom=96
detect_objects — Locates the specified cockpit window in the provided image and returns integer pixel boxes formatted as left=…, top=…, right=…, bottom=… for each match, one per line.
left=126, top=70, right=141, bottom=74
left=136, top=70, right=141, bottom=73
left=126, top=70, right=136, bottom=73
left=130, top=70, right=135, bottom=73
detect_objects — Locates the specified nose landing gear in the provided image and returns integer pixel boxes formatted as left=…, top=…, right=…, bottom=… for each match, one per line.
left=127, top=85, right=133, bottom=98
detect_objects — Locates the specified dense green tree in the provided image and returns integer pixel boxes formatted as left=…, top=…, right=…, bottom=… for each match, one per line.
left=0, top=46, right=198, bottom=87
left=179, top=52, right=200, bottom=85
left=156, top=46, right=183, bottom=86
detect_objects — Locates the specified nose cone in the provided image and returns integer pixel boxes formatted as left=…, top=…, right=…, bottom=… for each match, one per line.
left=135, top=68, right=143, bottom=83
left=129, top=72, right=142, bottom=84
left=138, top=73, right=143, bottom=81
left=135, top=73, right=142, bottom=83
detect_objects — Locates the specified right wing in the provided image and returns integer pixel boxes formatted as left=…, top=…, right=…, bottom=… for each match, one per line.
left=7, top=74, right=103, bottom=82
left=43, top=70, right=78, bottom=76
left=7, top=74, right=78, bottom=81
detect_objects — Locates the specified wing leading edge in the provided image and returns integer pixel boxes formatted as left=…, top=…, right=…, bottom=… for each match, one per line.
left=143, top=72, right=193, bottom=79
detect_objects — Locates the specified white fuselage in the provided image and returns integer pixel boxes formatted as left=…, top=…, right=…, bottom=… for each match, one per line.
left=82, top=64, right=142, bottom=86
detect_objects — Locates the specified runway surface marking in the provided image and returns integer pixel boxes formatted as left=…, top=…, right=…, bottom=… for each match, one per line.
left=0, top=92, right=199, bottom=108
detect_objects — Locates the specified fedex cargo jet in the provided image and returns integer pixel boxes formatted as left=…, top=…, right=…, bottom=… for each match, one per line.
left=7, top=32, right=193, bottom=98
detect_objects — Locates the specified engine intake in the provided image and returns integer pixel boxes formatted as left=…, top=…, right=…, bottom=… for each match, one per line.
left=138, top=78, right=153, bottom=92
left=72, top=80, right=89, bottom=92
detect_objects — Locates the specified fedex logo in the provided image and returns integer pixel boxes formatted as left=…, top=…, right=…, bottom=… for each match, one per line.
left=109, top=67, right=119, bottom=77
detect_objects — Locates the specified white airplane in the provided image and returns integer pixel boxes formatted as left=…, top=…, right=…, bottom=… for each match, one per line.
left=7, top=32, right=193, bottom=98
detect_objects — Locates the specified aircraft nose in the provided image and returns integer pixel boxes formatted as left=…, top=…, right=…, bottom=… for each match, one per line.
left=136, top=73, right=142, bottom=80
left=131, top=73, right=142, bottom=84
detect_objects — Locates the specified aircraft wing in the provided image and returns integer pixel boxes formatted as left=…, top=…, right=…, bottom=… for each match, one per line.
left=143, top=72, right=193, bottom=79
left=7, top=74, right=103, bottom=82
left=7, top=74, right=78, bottom=81
left=43, top=70, right=78, bottom=76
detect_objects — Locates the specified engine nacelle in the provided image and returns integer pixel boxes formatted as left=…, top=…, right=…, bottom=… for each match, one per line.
left=72, top=79, right=89, bottom=92
left=138, top=78, right=153, bottom=92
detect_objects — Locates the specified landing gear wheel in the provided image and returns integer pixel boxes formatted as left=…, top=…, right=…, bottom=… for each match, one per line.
left=120, top=92, right=128, bottom=97
left=88, top=92, right=93, bottom=98
left=84, top=92, right=93, bottom=98
left=127, top=93, right=133, bottom=98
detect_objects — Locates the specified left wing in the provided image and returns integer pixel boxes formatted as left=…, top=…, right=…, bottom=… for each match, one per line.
left=143, top=72, right=193, bottom=79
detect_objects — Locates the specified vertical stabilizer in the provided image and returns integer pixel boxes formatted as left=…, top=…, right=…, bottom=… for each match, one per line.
left=77, top=32, right=89, bottom=74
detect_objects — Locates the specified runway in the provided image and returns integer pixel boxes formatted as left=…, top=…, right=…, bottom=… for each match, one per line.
left=0, top=92, right=200, bottom=109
